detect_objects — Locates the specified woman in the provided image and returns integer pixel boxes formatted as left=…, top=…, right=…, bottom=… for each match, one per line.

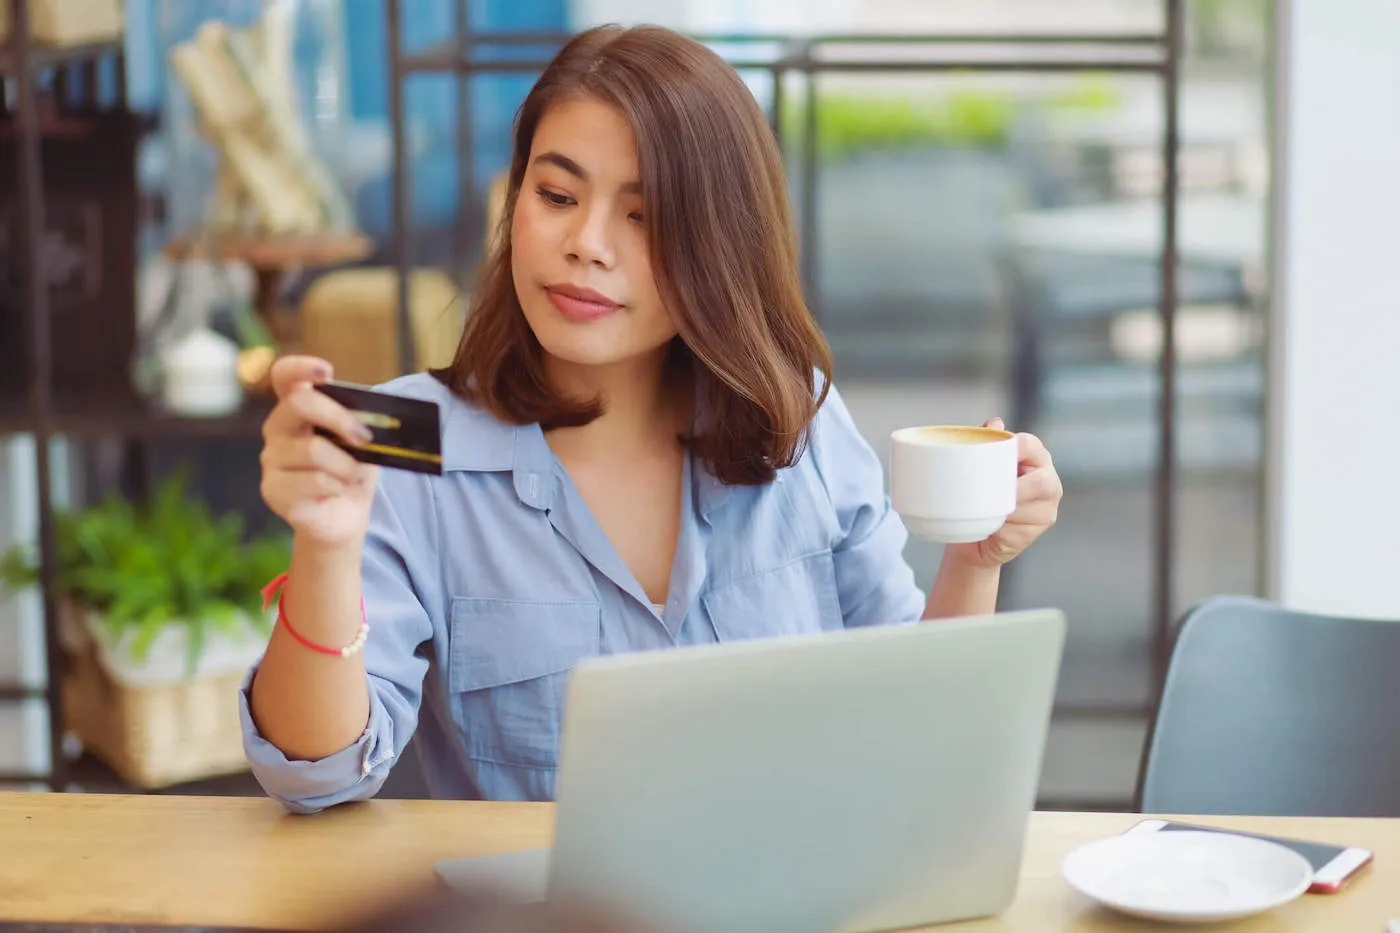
left=245, top=25, right=1062, bottom=813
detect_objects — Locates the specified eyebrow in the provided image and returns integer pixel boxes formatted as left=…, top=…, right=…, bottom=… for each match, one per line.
left=533, top=151, right=641, bottom=194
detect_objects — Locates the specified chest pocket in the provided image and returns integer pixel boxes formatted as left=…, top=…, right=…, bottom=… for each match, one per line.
left=701, top=549, right=844, bottom=643
left=448, top=597, right=601, bottom=770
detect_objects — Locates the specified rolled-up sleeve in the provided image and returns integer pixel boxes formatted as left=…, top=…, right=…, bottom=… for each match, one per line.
left=241, top=469, right=438, bottom=813
left=810, top=382, right=925, bottom=627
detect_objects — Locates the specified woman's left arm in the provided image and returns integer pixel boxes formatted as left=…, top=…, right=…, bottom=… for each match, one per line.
left=923, top=419, right=1063, bottom=620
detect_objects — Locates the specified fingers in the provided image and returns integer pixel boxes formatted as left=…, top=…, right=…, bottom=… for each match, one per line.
left=1002, top=468, right=1062, bottom=532
left=260, top=470, right=351, bottom=514
left=1016, top=462, right=1063, bottom=504
left=1015, top=432, right=1054, bottom=474
left=263, top=386, right=373, bottom=449
left=261, top=435, right=363, bottom=484
left=971, top=423, right=1062, bottom=561
left=980, top=419, right=1050, bottom=470
left=1005, top=496, right=1059, bottom=530
left=259, top=357, right=379, bottom=536
left=269, top=355, right=333, bottom=399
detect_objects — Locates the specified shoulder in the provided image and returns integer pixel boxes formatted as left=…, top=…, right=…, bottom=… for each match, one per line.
left=361, top=377, right=513, bottom=563
left=717, top=374, right=886, bottom=555
left=374, top=371, right=458, bottom=404
left=805, top=375, right=875, bottom=472
left=798, top=375, right=886, bottom=511
left=374, top=373, right=516, bottom=472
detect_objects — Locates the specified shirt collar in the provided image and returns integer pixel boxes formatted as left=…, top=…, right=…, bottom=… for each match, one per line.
left=439, top=381, right=732, bottom=519
left=439, top=399, right=515, bottom=472
left=440, top=401, right=558, bottom=511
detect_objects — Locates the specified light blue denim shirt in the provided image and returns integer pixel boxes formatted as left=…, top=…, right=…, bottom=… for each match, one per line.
left=241, top=373, right=924, bottom=813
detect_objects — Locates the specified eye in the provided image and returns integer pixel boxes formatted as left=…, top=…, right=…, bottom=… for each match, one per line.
left=536, top=186, right=574, bottom=207
left=628, top=211, right=645, bottom=225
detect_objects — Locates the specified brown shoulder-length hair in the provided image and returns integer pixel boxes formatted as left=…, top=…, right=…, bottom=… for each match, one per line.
left=432, top=25, right=832, bottom=486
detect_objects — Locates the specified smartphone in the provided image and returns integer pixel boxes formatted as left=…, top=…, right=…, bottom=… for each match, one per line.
left=1125, top=819, right=1373, bottom=893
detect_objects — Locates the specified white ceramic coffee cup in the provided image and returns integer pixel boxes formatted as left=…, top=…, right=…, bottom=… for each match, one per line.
left=890, top=425, right=1019, bottom=543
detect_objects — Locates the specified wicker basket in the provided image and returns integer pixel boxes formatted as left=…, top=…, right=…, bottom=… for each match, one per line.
left=62, top=642, right=251, bottom=789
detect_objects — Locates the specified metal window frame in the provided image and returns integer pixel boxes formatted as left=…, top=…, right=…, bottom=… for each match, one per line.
left=385, top=2, right=1184, bottom=729
left=6, top=0, right=70, bottom=793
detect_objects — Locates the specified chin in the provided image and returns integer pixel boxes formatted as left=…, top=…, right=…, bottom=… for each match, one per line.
left=534, top=330, right=655, bottom=369
left=524, top=305, right=674, bottom=370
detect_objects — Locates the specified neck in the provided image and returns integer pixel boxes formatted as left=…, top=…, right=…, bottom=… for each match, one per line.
left=544, top=345, right=686, bottom=457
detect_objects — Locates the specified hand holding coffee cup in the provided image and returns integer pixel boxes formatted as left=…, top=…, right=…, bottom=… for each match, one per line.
left=891, top=418, right=1063, bottom=565
left=890, top=424, right=1020, bottom=544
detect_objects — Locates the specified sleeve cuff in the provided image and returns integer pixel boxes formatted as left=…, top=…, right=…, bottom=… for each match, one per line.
left=239, top=664, right=398, bottom=814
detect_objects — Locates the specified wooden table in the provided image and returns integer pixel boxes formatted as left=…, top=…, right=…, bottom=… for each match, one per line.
left=2, top=793, right=1394, bottom=931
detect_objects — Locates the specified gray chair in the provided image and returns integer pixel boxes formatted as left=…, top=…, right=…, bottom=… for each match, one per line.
left=1138, top=595, right=1400, bottom=817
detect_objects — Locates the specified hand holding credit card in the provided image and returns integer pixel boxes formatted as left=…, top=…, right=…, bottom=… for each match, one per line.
left=313, top=381, right=444, bottom=476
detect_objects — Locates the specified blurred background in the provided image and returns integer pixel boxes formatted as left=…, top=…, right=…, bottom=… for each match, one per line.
left=0, top=0, right=1330, bottom=808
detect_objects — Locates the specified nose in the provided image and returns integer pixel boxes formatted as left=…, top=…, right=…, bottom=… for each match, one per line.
left=563, top=202, right=616, bottom=270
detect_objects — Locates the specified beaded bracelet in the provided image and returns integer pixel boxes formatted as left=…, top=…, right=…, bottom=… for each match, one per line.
left=261, top=571, right=369, bottom=658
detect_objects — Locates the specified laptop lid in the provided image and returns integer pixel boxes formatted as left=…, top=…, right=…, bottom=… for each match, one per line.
left=547, top=609, right=1066, bottom=933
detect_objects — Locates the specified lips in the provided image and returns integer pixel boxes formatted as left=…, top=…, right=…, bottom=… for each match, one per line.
left=544, top=284, right=621, bottom=322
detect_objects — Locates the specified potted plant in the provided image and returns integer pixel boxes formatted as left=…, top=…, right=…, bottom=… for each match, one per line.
left=0, top=470, right=291, bottom=787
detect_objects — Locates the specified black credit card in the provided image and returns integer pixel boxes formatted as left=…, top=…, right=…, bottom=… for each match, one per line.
left=313, top=380, right=443, bottom=476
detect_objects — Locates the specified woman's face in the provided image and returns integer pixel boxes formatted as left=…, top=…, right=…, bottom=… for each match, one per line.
left=510, top=97, right=676, bottom=374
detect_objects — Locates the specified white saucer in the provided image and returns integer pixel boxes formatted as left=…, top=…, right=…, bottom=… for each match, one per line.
left=1062, top=831, right=1313, bottom=924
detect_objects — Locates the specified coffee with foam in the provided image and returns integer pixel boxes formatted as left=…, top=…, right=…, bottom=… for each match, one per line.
left=889, top=425, right=1018, bottom=543
left=897, top=425, right=1013, bottom=446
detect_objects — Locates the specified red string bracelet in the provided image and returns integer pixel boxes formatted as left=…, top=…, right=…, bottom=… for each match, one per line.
left=261, top=571, right=369, bottom=658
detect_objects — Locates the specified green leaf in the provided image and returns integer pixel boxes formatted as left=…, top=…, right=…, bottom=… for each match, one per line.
left=0, top=543, right=39, bottom=591
left=207, top=613, right=243, bottom=637
left=779, top=81, right=1126, bottom=162
left=185, top=618, right=205, bottom=679
left=129, top=606, right=174, bottom=663
left=15, top=467, right=293, bottom=670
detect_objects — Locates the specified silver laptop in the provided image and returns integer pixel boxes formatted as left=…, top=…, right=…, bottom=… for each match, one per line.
left=438, top=609, right=1065, bottom=933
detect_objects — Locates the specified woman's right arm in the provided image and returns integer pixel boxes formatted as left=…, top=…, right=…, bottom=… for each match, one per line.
left=243, top=359, right=437, bottom=813
left=250, top=355, right=381, bottom=762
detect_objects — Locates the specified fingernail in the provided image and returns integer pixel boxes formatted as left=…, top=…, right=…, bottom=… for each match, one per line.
left=354, top=425, right=373, bottom=444
left=313, top=364, right=332, bottom=382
